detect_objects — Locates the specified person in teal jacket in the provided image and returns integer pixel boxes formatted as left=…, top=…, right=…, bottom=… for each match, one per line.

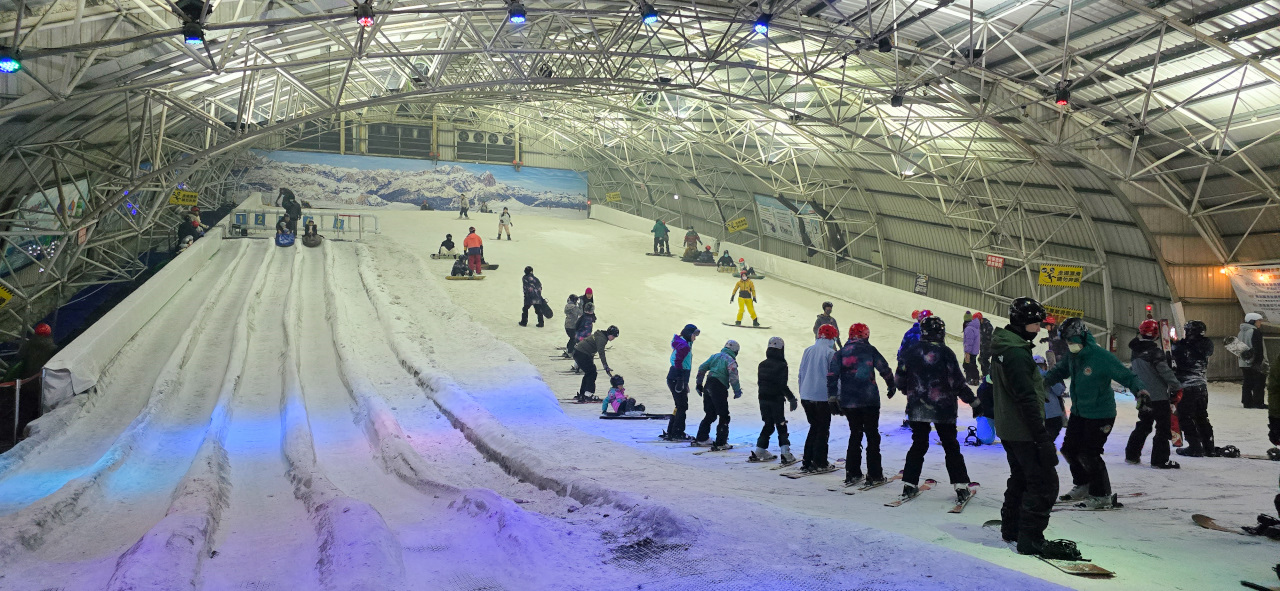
left=651, top=219, right=670, bottom=254
left=695, top=340, right=743, bottom=450
left=1044, top=318, right=1149, bottom=509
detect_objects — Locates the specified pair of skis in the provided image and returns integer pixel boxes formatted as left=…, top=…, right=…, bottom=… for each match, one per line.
left=827, top=471, right=903, bottom=495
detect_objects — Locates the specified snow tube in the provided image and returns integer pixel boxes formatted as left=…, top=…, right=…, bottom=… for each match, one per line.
left=974, top=416, right=996, bottom=445
left=275, top=233, right=295, bottom=247
left=302, top=234, right=322, bottom=248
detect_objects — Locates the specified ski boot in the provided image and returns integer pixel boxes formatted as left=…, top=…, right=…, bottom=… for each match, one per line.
left=735, top=320, right=742, bottom=326
left=1216, top=445, right=1241, bottom=458
left=1124, top=457, right=1140, bottom=465
left=1032, top=539, right=1083, bottom=561
left=895, top=483, right=919, bottom=503
left=844, top=473, right=865, bottom=487
left=954, top=483, right=972, bottom=505
left=1152, top=460, right=1180, bottom=469
left=862, top=475, right=888, bottom=487
left=1074, top=495, right=1114, bottom=510
left=779, top=451, right=797, bottom=465
left=690, top=439, right=712, bottom=447
left=710, top=442, right=731, bottom=452
left=749, top=449, right=776, bottom=462
left=1175, top=446, right=1204, bottom=457
left=1058, top=484, right=1088, bottom=503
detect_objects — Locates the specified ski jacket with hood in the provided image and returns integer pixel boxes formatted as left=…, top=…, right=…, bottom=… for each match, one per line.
left=813, top=314, right=839, bottom=339
left=963, top=318, right=981, bottom=356
left=827, top=338, right=894, bottom=409
left=521, top=274, right=542, bottom=300
left=1239, top=322, right=1267, bottom=368
left=731, top=279, right=756, bottom=301
left=462, top=232, right=483, bottom=250
left=1129, top=337, right=1181, bottom=401
left=897, top=323, right=921, bottom=361
left=670, top=334, right=693, bottom=371
left=989, top=326, right=1046, bottom=442
left=652, top=221, right=669, bottom=239
left=499, top=212, right=512, bottom=225
left=894, top=340, right=974, bottom=423
left=757, top=347, right=796, bottom=402
left=797, top=337, right=837, bottom=402
left=697, top=347, right=742, bottom=396
left=563, top=297, right=582, bottom=330
left=1172, top=335, right=1213, bottom=389
left=574, top=330, right=611, bottom=369
left=1043, top=332, right=1145, bottom=419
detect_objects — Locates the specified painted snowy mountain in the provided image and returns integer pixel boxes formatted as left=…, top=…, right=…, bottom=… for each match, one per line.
left=236, top=154, right=585, bottom=210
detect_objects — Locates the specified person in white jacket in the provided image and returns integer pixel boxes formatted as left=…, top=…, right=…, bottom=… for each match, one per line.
left=797, top=329, right=840, bottom=472
left=498, top=207, right=513, bottom=240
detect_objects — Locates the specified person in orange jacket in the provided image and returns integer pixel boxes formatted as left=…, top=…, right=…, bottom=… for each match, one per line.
left=462, top=227, right=484, bottom=275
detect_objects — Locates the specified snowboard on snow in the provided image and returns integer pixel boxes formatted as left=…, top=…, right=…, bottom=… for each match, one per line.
left=885, top=479, right=936, bottom=507
left=722, top=322, right=772, bottom=329
left=981, top=520, right=1114, bottom=577
left=645, top=252, right=675, bottom=257
left=1191, top=513, right=1278, bottom=539
left=481, top=263, right=500, bottom=270
left=1055, top=491, right=1145, bottom=505
left=949, top=483, right=980, bottom=513
left=599, top=413, right=673, bottom=420
left=446, top=275, right=486, bottom=280
left=693, top=262, right=718, bottom=267
left=430, top=253, right=461, bottom=259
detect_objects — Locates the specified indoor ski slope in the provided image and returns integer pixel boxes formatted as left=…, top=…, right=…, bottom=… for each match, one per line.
left=0, top=207, right=1269, bottom=590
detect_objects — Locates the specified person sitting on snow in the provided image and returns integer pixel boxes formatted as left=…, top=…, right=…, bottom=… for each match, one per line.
left=717, top=250, right=736, bottom=268
left=275, top=214, right=292, bottom=235
left=439, top=234, right=457, bottom=256
left=696, top=246, right=715, bottom=263
left=680, top=244, right=699, bottom=262
left=602, top=375, right=644, bottom=415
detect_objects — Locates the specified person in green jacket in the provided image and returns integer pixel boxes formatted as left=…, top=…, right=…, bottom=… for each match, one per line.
left=1268, top=351, right=1280, bottom=447
left=695, top=340, right=743, bottom=451
left=651, top=219, right=670, bottom=254
left=1044, top=318, right=1149, bottom=510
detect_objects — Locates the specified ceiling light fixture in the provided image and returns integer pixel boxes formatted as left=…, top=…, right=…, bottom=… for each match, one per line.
left=1055, top=80, right=1071, bottom=106
left=508, top=1, right=527, bottom=24
left=0, top=47, right=20, bottom=74
left=181, top=21, right=205, bottom=46
left=754, top=13, right=772, bottom=35
left=878, top=36, right=892, bottom=53
left=640, top=2, right=659, bottom=25
left=356, top=2, right=374, bottom=27
left=890, top=92, right=904, bottom=108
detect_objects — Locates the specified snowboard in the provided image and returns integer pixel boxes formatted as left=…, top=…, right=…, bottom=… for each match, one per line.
left=446, top=275, right=486, bottom=280
left=885, top=479, right=936, bottom=507
left=536, top=300, right=554, bottom=319
left=430, top=253, right=461, bottom=259
left=717, top=266, right=737, bottom=273
left=481, top=263, right=500, bottom=270
left=1191, top=513, right=1266, bottom=536
left=1039, top=558, right=1114, bottom=578
left=780, top=464, right=840, bottom=479
left=1054, top=492, right=1144, bottom=505
left=692, top=445, right=735, bottom=455
left=949, top=483, right=980, bottom=513
left=1240, top=582, right=1280, bottom=591
left=722, top=322, right=772, bottom=329
left=645, top=252, right=674, bottom=257
left=599, top=413, right=672, bottom=420
left=693, top=262, right=718, bottom=267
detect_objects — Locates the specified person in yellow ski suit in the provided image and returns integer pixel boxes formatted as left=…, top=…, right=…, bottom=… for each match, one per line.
left=731, top=271, right=760, bottom=327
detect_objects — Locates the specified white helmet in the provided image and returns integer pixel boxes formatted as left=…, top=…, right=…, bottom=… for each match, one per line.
left=767, top=336, right=784, bottom=350
left=725, top=340, right=740, bottom=354
left=1246, top=312, right=1265, bottom=323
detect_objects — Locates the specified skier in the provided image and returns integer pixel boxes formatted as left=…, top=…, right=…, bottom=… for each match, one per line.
left=1124, top=319, right=1183, bottom=469
left=573, top=325, right=618, bottom=403
left=651, top=219, right=670, bottom=254
left=730, top=270, right=759, bottom=327
left=897, top=310, right=930, bottom=361
left=662, top=324, right=699, bottom=441
left=1239, top=312, right=1268, bottom=409
left=694, top=339, right=742, bottom=450
left=828, top=323, right=895, bottom=485
left=797, top=325, right=840, bottom=472
left=696, top=245, right=715, bottom=263
left=459, top=194, right=470, bottom=218
left=1174, top=320, right=1217, bottom=457
left=519, top=266, right=545, bottom=327
left=1, top=323, right=57, bottom=381
left=990, top=297, right=1082, bottom=560
left=716, top=250, right=736, bottom=269
left=894, top=316, right=978, bottom=504
left=1046, top=317, right=1149, bottom=509
left=751, top=337, right=798, bottom=463
left=963, top=312, right=983, bottom=385
left=813, top=301, right=841, bottom=347
left=1036, top=355, right=1068, bottom=442
left=439, top=234, right=458, bottom=256
left=561, top=294, right=581, bottom=358
left=498, top=207, right=513, bottom=240
left=602, top=375, right=643, bottom=415
left=572, top=302, right=597, bottom=358
left=462, top=227, right=483, bottom=275
left=277, top=188, right=302, bottom=234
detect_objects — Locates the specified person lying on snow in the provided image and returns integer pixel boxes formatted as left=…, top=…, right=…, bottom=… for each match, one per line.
left=602, top=375, right=645, bottom=416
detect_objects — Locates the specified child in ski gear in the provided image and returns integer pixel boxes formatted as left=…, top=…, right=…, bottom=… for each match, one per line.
left=695, top=340, right=742, bottom=449
left=439, top=234, right=457, bottom=256
left=978, top=314, right=995, bottom=378
left=752, top=337, right=797, bottom=462
left=458, top=194, right=469, bottom=218
left=972, top=375, right=996, bottom=445
left=798, top=326, right=839, bottom=471
left=664, top=324, right=699, bottom=441
left=519, top=266, right=545, bottom=327
left=450, top=257, right=471, bottom=277
left=717, top=250, right=735, bottom=268
left=1174, top=320, right=1216, bottom=457
left=680, top=245, right=699, bottom=262
left=683, top=228, right=702, bottom=251
left=573, top=302, right=597, bottom=348
left=696, top=246, right=715, bottom=263
left=1240, top=312, right=1268, bottom=408
left=895, top=316, right=977, bottom=503
left=651, top=219, right=670, bottom=254
left=991, top=297, right=1079, bottom=560
left=1045, top=317, right=1149, bottom=509
left=602, top=375, right=643, bottom=415
left=498, top=207, right=513, bottom=240
left=462, top=227, right=484, bottom=275
left=1041, top=316, right=1067, bottom=369
left=813, top=302, right=841, bottom=347
left=1125, top=319, right=1183, bottom=469
left=561, top=295, right=581, bottom=358
left=573, top=325, right=618, bottom=403
left=731, top=271, right=759, bottom=327
left=1036, top=355, right=1067, bottom=442
left=897, top=310, right=930, bottom=361
left=963, top=313, right=983, bottom=385
left=827, top=323, right=895, bottom=484
left=737, top=258, right=760, bottom=279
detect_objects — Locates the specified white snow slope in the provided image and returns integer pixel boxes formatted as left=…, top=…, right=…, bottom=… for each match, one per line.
left=0, top=208, right=1270, bottom=590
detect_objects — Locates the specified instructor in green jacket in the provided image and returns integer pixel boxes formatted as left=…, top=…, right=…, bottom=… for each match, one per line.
left=1045, top=318, right=1148, bottom=510
left=651, top=219, right=670, bottom=254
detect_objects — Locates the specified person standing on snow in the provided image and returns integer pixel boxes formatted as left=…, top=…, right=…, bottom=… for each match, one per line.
left=730, top=270, right=760, bottom=327
left=1125, top=319, right=1183, bottom=469
left=276, top=188, right=302, bottom=234
left=978, top=313, right=996, bottom=378
left=462, top=227, right=484, bottom=275
left=895, top=316, right=978, bottom=505
left=458, top=194, right=470, bottom=219
left=694, top=340, right=742, bottom=451
left=813, top=301, right=841, bottom=347
left=683, top=227, right=702, bottom=252
left=897, top=310, right=930, bottom=361
left=1174, top=320, right=1217, bottom=457
left=750, top=337, right=798, bottom=463
left=573, top=325, right=618, bottom=403
left=570, top=302, right=598, bottom=368
left=990, top=297, right=1082, bottom=561
left=561, top=294, right=581, bottom=358
left=798, top=325, right=840, bottom=473
left=662, top=324, right=699, bottom=441
left=498, top=207, right=513, bottom=240
left=1041, top=316, right=1066, bottom=369
left=651, top=219, right=670, bottom=254
left=1239, top=312, right=1269, bottom=409
left=963, top=312, right=983, bottom=385
left=1036, top=356, right=1067, bottom=442
left=1046, top=317, right=1149, bottom=509
left=828, top=323, right=895, bottom=486
left=518, top=266, right=545, bottom=327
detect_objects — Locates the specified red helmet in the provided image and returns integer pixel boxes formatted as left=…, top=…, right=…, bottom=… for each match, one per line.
left=971, top=312, right=983, bottom=320
left=705, top=245, right=711, bottom=250
left=1044, top=315, right=1057, bottom=325
left=911, top=310, right=921, bottom=320
left=817, top=324, right=839, bottom=340
left=1138, top=319, right=1159, bottom=339
left=34, top=323, right=51, bottom=337
left=738, top=258, right=744, bottom=263
left=848, top=323, right=870, bottom=340
left=919, top=309, right=933, bottom=319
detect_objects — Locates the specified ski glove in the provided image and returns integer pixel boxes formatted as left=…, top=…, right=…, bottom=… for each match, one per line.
left=1036, top=441, right=1059, bottom=467
left=733, top=390, right=742, bottom=399
left=696, top=383, right=705, bottom=396
left=789, top=399, right=798, bottom=412
left=885, top=385, right=896, bottom=399
left=827, top=396, right=840, bottom=413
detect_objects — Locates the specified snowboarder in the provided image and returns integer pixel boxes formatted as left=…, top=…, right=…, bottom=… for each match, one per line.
left=2, top=323, right=57, bottom=381
left=1036, top=355, right=1067, bottom=442
left=897, top=310, right=930, bottom=361
left=459, top=194, right=470, bottom=218
left=651, top=219, right=670, bottom=254
left=751, top=337, right=798, bottom=462
left=963, top=312, right=983, bottom=385
left=662, top=324, right=699, bottom=441
left=1239, top=312, right=1268, bottom=409
left=450, top=257, right=471, bottom=277
left=894, top=316, right=978, bottom=505
left=683, top=228, right=702, bottom=251
left=602, top=375, right=643, bottom=415
left=716, top=250, right=736, bottom=269
left=277, top=188, right=302, bottom=234
left=561, top=295, right=581, bottom=358
left=462, top=227, right=483, bottom=275
left=694, top=339, right=742, bottom=450
left=1173, top=320, right=1216, bottom=457
left=498, top=207, right=513, bottom=240
left=439, top=234, right=458, bottom=256
left=990, top=297, right=1081, bottom=560
left=730, top=270, right=759, bottom=327
left=813, top=302, right=841, bottom=347
left=797, top=325, right=840, bottom=472
left=519, top=266, right=545, bottom=327
left=1046, top=317, right=1149, bottom=509
left=1125, top=319, right=1183, bottom=469
left=696, top=245, right=715, bottom=264
left=573, top=325, right=618, bottom=403
left=828, top=323, right=895, bottom=485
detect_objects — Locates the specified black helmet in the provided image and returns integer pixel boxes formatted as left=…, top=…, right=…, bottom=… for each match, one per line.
left=919, top=316, right=946, bottom=342
left=610, top=374, right=625, bottom=387
left=446, top=233, right=452, bottom=239
left=1058, top=317, right=1089, bottom=342
left=1183, top=320, right=1207, bottom=337
left=1009, top=297, right=1047, bottom=326
left=524, top=266, right=533, bottom=274
left=822, top=301, right=833, bottom=309
left=606, top=325, right=620, bottom=337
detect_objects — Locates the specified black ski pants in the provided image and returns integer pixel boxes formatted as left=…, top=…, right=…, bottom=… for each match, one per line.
left=843, top=407, right=881, bottom=480
left=1045, top=416, right=1064, bottom=444
left=653, top=236, right=669, bottom=254
left=1243, top=366, right=1267, bottom=408
left=574, top=351, right=597, bottom=398
left=801, top=400, right=833, bottom=469
left=1178, top=385, right=1214, bottom=454
left=756, top=399, right=790, bottom=450
left=1061, top=415, right=1114, bottom=497
left=1126, top=399, right=1171, bottom=465
left=903, top=421, right=969, bottom=486
left=696, top=379, right=731, bottom=446
left=665, top=367, right=690, bottom=437
left=1001, top=440, right=1058, bottom=552
left=565, top=328, right=577, bottom=355
left=520, top=295, right=544, bottom=326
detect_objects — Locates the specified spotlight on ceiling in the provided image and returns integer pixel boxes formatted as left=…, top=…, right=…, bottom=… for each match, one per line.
left=640, top=2, right=659, bottom=25
left=0, top=47, right=20, bottom=74
left=508, top=1, right=527, bottom=24
left=356, top=2, right=374, bottom=27
left=890, top=92, right=904, bottom=108
left=878, top=36, right=892, bottom=53
left=1055, top=80, right=1071, bottom=106
left=754, top=13, right=772, bottom=36
left=181, top=21, right=205, bottom=46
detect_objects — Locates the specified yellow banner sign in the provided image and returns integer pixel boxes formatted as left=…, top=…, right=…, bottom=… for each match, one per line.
left=169, top=189, right=199, bottom=206
left=604, top=191, right=622, bottom=203
left=1038, top=264, right=1084, bottom=287
left=725, top=217, right=749, bottom=233
left=1044, top=305, right=1084, bottom=321
left=0, top=285, right=13, bottom=309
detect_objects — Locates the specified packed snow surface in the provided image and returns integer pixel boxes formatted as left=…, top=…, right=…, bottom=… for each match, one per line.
left=0, top=206, right=1272, bottom=590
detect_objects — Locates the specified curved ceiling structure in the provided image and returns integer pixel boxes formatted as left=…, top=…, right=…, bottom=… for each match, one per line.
left=0, top=0, right=1276, bottom=372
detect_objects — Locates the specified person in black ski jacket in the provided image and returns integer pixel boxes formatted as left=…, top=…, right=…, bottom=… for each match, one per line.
left=1173, top=321, right=1217, bottom=457
left=750, top=337, right=798, bottom=463
left=573, top=326, right=618, bottom=403
left=828, top=323, right=894, bottom=486
left=519, top=266, right=545, bottom=327
left=277, top=188, right=302, bottom=234
left=1125, top=320, right=1183, bottom=469
left=978, top=315, right=995, bottom=377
